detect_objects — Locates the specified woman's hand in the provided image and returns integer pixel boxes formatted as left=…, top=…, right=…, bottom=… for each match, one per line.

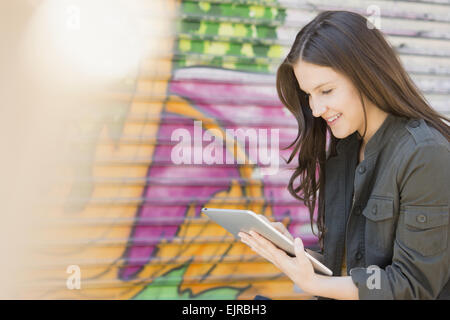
left=238, top=229, right=317, bottom=294
left=259, top=215, right=294, bottom=242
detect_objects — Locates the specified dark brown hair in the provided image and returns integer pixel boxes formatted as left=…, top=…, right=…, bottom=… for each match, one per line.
left=276, top=10, right=450, bottom=252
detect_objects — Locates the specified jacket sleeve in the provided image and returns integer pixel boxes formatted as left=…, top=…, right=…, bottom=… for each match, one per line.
left=349, top=142, right=450, bottom=299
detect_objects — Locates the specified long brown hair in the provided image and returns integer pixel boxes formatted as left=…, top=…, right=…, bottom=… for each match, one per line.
left=276, top=10, right=450, bottom=252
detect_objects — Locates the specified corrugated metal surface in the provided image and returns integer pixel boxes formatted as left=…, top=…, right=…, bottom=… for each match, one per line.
left=26, top=0, right=450, bottom=299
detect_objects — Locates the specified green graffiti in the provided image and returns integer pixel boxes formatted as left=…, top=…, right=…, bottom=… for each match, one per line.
left=176, top=0, right=286, bottom=72
left=199, top=2, right=211, bottom=12
left=133, top=264, right=244, bottom=300
left=181, top=1, right=284, bottom=21
left=174, top=55, right=277, bottom=73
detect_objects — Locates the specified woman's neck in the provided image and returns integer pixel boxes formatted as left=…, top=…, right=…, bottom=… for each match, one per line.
left=359, top=108, right=389, bottom=151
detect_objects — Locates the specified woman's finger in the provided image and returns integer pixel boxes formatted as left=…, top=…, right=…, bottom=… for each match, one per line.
left=239, top=232, right=260, bottom=251
left=294, top=237, right=304, bottom=253
left=241, top=233, right=276, bottom=263
left=272, top=222, right=294, bottom=241
left=241, top=231, right=271, bottom=257
left=249, top=230, right=288, bottom=262
left=294, top=237, right=311, bottom=266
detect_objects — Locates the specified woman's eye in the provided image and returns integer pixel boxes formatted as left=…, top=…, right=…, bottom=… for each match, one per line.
left=322, top=89, right=332, bottom=95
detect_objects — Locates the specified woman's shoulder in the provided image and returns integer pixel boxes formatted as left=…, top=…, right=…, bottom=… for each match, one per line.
left=392, top=116, right=449, bottom=155
left=391, top=117, right=449, bottom=182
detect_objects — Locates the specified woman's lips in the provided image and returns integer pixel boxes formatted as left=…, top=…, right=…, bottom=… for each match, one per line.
left=326, top=113, right=342, bottom=125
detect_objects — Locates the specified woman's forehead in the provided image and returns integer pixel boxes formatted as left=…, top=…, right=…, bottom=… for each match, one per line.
left=293, top=61, right=341, bottom=92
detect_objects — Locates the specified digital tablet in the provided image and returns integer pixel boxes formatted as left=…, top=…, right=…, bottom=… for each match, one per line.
left=201, top=207, right=333, bottom=276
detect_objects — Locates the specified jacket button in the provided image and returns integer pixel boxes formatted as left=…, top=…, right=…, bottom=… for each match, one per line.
left=372, top=205, right=377, bottom=215
left=416, top=214, right=427, bottom=223
left=358, top=166, right=366, bottom=174
left=355, top=251, right=363, bottom=260
left=409, top=120, right=420, bottom=128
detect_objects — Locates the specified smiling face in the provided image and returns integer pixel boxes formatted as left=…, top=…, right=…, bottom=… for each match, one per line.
left=293, top=59, right=369, bottom=139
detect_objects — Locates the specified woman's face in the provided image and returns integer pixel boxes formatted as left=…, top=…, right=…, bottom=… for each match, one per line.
left=293, top=59, right=368, bottom=139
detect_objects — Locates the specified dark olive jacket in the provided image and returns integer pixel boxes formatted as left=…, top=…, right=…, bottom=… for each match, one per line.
left=316, top=113, right=449, bottom=300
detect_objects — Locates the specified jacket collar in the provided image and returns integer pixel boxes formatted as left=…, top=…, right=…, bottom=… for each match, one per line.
left=335, top=113, right=398, bottom=157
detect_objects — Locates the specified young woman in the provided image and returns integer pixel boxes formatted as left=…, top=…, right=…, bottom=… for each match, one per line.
left=238, top=10, right=450, bottom=300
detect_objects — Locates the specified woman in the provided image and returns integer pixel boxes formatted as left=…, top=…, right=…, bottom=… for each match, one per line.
left=238, top=10, right=450, bottom=300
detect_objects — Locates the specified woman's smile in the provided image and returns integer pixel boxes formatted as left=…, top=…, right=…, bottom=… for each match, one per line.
left=325, top=113, right=342, bottom=126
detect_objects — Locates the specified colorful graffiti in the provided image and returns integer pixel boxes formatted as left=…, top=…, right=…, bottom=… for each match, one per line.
left=26, top=0, right=450, bottom=300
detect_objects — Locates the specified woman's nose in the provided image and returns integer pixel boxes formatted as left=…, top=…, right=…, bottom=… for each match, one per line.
left=310, top=103, right=328, bottom=118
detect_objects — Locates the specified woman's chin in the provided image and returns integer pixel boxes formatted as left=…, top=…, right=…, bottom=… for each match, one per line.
left=330, top=128, right=351, bottom=139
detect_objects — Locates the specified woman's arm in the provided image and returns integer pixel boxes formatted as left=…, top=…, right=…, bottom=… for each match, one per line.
left=242, top=142, right=449, bottom=300
left=305, top=274, right=359, bottom=300
left=239, top=230, right=360, bottom=300
left=348, top=142, right=450, bottom=299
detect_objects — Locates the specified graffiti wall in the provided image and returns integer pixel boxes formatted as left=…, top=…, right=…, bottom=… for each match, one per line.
left=24, top=0, right=450, bottom=299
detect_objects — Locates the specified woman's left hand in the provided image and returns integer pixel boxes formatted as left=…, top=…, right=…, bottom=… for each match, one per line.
left=238, top=230, right=317, bottom=293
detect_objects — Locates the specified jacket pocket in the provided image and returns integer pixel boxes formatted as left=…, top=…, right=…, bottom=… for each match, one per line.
left=399, top=205, right=449, bottom=257
left=362, top=197, right=395, bottom=252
